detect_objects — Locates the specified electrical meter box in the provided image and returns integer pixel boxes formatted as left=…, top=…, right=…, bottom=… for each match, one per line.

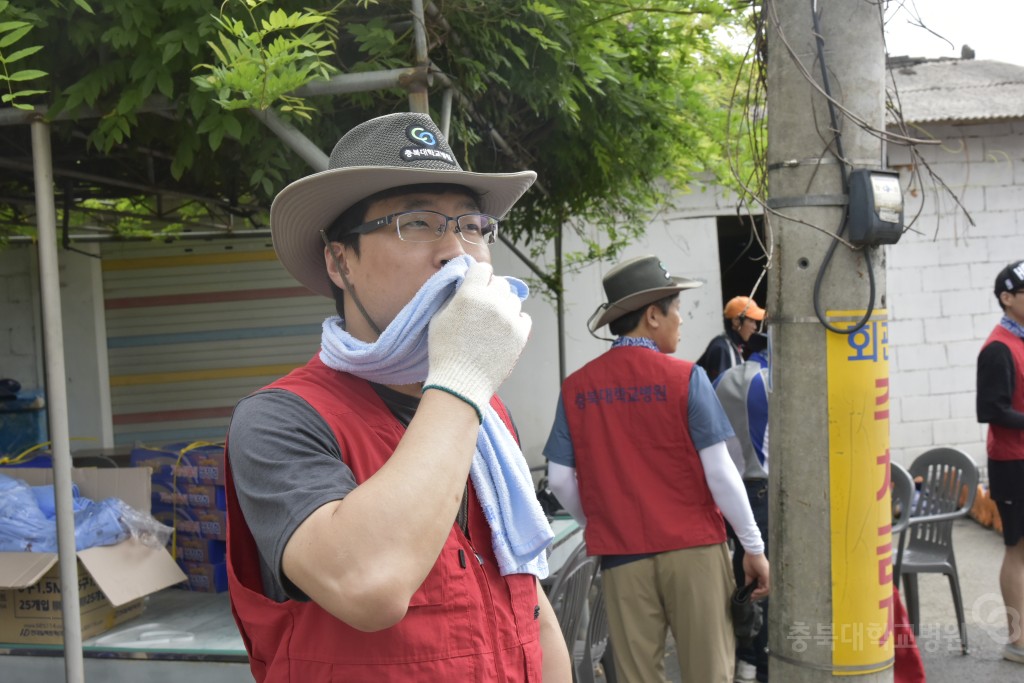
left=847, top=169, right=904, bottom=246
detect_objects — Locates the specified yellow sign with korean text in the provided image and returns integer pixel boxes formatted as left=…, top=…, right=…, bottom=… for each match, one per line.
left=826, top=310, right=894, bottom=675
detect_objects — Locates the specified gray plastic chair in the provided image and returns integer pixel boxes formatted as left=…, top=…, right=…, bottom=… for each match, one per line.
left=891, top=462, right=915, bottom=534
left=890, top=462, right=915, bottom=582
left=896, top=447, right=978, bottom=655
left=546, top=542, right=599, bottom=680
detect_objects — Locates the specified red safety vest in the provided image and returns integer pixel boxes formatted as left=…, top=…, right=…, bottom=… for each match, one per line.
left=225, top=356, right=542, bottom=682
left=983, top=325, right=1024, bottom=461
left=562, top=346, right=726, bottom=555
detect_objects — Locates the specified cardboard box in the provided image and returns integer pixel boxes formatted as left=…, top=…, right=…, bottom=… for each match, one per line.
left=174, top=537, right=226, bottom=565
left=152, top=505, right=228, bottom=541
left=178, top=561, right=228, bottom=593
left=152, top=481, right=226, bottom=510
left=130, top=443, right=226, bottom=486
left=0, top=467, right=187, bottom=645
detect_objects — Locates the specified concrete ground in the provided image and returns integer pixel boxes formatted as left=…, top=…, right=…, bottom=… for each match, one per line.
left=905, top=517, right=1021, bottom=682
left=597, top=518, right=1022, bottom=681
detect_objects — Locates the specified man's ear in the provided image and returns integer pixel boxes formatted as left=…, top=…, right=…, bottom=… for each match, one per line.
left=324, top=243, right=351, bottom=291
left=645, top=303, right=661, bottom=328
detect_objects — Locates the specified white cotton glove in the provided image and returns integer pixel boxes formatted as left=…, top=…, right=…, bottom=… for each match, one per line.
left=423, top=262, right=532, bottom=421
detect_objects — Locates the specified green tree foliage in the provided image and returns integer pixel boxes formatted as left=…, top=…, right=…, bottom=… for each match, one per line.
left=193, top=0, right=339, bottom=122
left=0, top=0, right=757, bottom=290
left=0, top=0, right=51, bottom=110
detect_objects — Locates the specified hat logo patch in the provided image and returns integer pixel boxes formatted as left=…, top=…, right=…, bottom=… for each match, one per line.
left=401, top=124, right=456, bottom=166
left=1014, top=263, right=1024, bottom=280
left=408, top=126, right=436, bottom=146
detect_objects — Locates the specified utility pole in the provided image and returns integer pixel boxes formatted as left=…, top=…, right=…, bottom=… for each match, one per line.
left=766, top=0, right=894, bottom=681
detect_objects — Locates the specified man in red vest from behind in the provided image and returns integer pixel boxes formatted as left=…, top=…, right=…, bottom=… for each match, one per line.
left=225, top=113, right=571, bottom=682
left=545, top=255, right=770, bottom=683
left=977, top=259, right=1024, bottom=666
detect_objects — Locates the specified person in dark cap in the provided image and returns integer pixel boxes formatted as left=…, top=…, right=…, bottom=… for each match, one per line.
left=977, top=259, right=1024, bottom=665
left=225, top=112, right=571, bottom=681
left=697, top=295, right=767, bottom=383
left=543, top=254, right=770, bottom=683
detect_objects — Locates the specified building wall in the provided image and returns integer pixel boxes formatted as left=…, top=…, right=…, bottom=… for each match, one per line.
left=886, top=119, right=1024, bottom=467
left=0, top=242, right=113, bottom=453
left=493, top=183, right=738, bottom=466
left=100, top=240, right=329, bottom=446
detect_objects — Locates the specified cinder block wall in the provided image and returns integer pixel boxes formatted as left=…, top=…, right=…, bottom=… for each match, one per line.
left=886, top=120, right=1024, bottom=468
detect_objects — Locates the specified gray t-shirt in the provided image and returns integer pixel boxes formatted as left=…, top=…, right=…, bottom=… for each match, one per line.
left=227, top=384, right=420, bottom=602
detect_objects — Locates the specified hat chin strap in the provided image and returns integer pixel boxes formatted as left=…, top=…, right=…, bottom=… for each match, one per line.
left=586, top=304, right=616, bottom=343
left=320, top=231, right=383, bottom=339
left=337, top=268, right=383, bottom=339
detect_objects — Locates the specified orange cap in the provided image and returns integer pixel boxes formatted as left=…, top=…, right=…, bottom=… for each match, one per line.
left=724, top=296, right=765, bottom=321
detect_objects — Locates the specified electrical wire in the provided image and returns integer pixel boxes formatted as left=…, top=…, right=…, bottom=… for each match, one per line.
left=808, top=0, right=876, bottom=335
left=723, top=1, right=979, bottom=336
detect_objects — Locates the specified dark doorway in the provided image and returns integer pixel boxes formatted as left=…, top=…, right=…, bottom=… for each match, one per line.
left=716, top=214, right=767, bottom=310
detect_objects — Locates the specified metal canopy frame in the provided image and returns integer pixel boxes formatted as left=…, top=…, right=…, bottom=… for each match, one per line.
left=1, top=3, right=565, bottom=682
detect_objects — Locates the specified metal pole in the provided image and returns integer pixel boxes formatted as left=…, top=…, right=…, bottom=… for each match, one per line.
left=554, top=227, right=566, bottom=383
left=0, top=96, right=174, bottom=126
left=31, top=118, right=85, bottom=683
left=408, top=0, right=430, bottom=114
left=439, top=88, right=453, bottom=138
left=766, top=0, right=890, bottom=680
left=4, top=229, right=272, bottom=244
left=252, top=109, right=329, bottom=171
left=293, top=68, right=416, bottom=97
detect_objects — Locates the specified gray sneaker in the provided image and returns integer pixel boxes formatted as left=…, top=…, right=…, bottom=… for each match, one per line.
left=1004, top=643, right=1024, bottom=664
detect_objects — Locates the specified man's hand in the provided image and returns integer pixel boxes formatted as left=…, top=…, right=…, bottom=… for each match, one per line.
left=424, top=262, right=531, bottom=419
left=743, top=552, right=770, bottom=601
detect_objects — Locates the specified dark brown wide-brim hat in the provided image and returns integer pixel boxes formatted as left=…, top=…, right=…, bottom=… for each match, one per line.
left=588, top=255, right=703, bottom=332
left=271, top=112, right=537, bottom=298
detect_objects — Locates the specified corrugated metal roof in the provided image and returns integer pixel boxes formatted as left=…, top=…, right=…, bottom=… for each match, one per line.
left=886, top=58, right=1024, bottom=124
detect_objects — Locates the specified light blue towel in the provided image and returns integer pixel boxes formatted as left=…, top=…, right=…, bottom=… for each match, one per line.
left=320, top=255, right=552, bottom=578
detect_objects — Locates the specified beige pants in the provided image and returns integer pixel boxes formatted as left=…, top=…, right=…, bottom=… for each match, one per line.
left=602, top=543, right=736, bottom=683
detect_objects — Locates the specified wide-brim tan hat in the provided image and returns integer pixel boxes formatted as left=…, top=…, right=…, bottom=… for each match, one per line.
left=588, top=255, right=703, bottom=332
left=271, top=112, right=537, bottom=298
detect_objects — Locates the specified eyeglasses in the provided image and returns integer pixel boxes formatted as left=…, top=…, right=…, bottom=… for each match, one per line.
left=350, top=210, right=500, bottom=246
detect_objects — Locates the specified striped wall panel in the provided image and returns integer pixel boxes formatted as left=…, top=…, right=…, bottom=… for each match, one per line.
left=101, top=240, right=334, bottom=446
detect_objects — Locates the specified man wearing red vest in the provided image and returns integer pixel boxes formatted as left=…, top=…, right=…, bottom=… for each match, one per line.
left=225, top=113, right=571, bottom=682
left=977, top=259, right=1024, bottom=666
left=545, top=255, right=770, bottom=683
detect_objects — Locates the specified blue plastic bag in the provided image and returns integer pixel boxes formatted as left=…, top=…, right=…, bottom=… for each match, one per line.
left=0, top=473, right=130, bottom=552
left=0, top=474, right=57, bottom=551
left=71, top=498, right=129, bottom=551
left=32, top=481, right=87, bottom=517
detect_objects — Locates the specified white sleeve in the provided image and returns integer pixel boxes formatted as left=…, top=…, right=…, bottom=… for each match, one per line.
left=546, top=462, right=587, bottom=527
left=762, top=423, right=769, bottom=464
left=698, top=441, right=765, bottom=555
